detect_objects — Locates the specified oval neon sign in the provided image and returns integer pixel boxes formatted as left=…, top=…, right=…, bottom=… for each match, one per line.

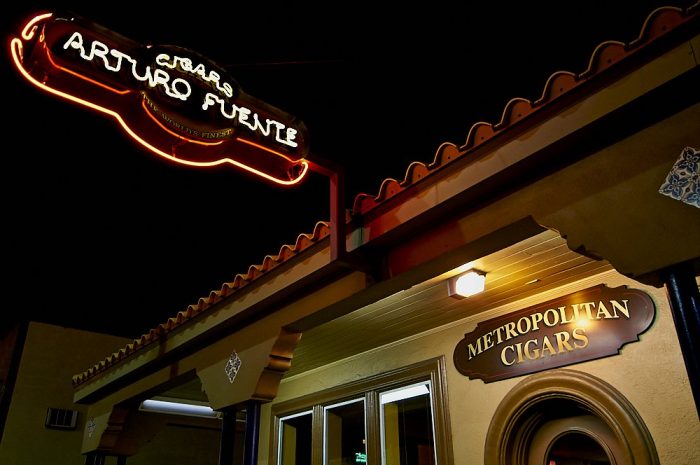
left=10, top=12, right=310, bottom=185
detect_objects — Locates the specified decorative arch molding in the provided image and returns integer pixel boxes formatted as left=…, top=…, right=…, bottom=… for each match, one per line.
left=252, top=328, right=303, bottom=401
left=484, top=369, right=659, bottom=465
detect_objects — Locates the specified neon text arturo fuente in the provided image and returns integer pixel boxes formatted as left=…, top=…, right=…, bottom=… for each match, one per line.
left=62, top=31, right=298, bottom=148
left=467, top=299, right=630, bottom=366
left=10, top=12, right=310, bottom=185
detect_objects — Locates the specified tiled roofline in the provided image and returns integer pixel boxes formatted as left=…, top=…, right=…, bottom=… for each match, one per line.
left=352, top=3, right=699, bottom=214
left=72, top=3, right=699, bottom=387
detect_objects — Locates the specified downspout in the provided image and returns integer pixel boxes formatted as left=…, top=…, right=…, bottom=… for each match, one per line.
left=662, top=260, right=700, bottom=420
left=244, top=401, right=261, bottom=465
left=218, top=406, right=238, bottom=465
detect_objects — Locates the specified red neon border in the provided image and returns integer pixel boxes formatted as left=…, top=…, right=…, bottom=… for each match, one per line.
left=10, top=12, right=309, bottom=186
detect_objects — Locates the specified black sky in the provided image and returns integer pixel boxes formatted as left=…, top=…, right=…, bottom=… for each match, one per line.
left=3, top=1, right=691, bottom=338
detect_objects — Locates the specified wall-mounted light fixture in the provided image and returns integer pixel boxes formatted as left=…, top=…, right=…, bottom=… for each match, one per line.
left=139, top=398, right=221, bottom=419
left=447, top=269, right=486, bottom=298
left=380, top=382, right=430, bottom=404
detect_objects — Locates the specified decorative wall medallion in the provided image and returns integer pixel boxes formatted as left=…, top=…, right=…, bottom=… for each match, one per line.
left=225, top=350, right=242, bottom=383
left=659, top=146, right=699, bottom=208
left=86, top=417, right=96, bottom=438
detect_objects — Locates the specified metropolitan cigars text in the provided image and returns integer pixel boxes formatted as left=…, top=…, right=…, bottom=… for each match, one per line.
left=466, top=299, right=632, bottom=366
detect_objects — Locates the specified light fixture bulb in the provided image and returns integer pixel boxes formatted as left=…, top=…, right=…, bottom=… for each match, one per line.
left=139, top=398, right=220, bottom=418
left=449, top=269, right=486, bottom=298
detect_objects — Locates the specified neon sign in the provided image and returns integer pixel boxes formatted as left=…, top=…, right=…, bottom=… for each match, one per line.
left=10, top=12, right=310, bottom=185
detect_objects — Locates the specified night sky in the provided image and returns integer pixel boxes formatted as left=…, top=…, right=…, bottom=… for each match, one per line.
left=3, top=1, right=690, bottom=338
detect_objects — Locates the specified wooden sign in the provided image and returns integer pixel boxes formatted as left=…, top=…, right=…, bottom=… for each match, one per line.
left=453, top=285, right=655, bottom=382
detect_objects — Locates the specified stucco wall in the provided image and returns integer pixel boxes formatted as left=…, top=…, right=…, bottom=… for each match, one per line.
left=0, top=321, right=223, bottom=465
left=259, top=269, right=699, bottom=465
left=128, top=423, right=221, bottom=465
left=0, top=322, right=128, bottom=465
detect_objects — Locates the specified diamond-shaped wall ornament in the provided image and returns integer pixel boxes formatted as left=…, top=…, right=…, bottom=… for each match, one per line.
left=225, top=351, right=242, bottom=383
left=87, top=417, right=96, bottom=438
left=659, top=146, right=699, bottom=208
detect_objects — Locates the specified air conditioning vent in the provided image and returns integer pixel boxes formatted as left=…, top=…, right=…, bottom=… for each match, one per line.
left=45, top=407, right=78, bottom=430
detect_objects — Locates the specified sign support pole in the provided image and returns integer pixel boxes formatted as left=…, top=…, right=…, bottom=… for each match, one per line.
left=307, top=156, right=373, bottom=275
left=308, top=157, right=348, bottom=263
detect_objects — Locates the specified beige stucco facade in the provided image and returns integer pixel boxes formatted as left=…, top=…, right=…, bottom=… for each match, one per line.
left=3, top=5, right=697, bottom=465
left=0, top=323, right=127, bottom=465
left=0, top=322, right=223, bottom=465
left=260, top=269, right=699, bottom=465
